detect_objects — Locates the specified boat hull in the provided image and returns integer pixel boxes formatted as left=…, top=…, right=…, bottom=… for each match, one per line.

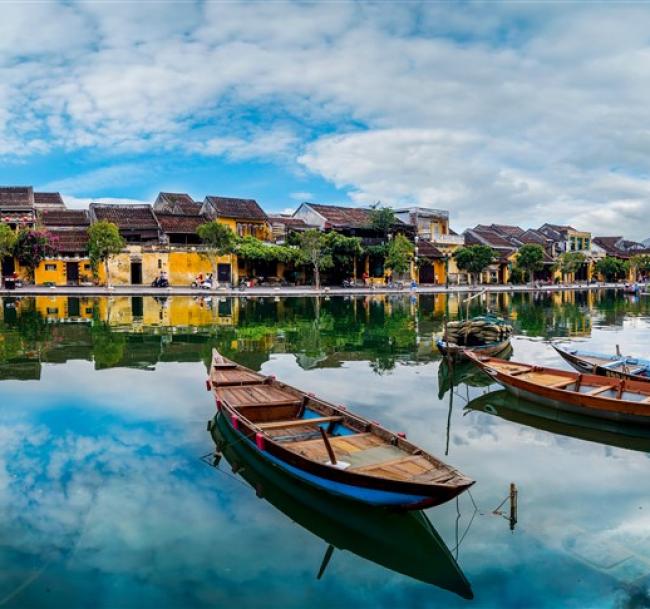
left=554, top=345, right=650, bottom=383
left=214, top=410, right=460, bottom=510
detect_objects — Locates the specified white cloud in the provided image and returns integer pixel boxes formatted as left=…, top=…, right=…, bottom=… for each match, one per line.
left=1, top=2, right=650, bottom=237
left=290, top=192, right=313, bottom=202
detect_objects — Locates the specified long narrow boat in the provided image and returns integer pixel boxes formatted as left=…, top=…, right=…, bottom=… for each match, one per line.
left=553, top=344, right=650, bottom=382
left=465, top=351, right=650, bottom=425
left=207, top=349, right=473, bottom=509
left=209, top=413, right=473, bottom=598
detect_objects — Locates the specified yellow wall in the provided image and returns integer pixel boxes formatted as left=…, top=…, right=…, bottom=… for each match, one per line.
left=34, top=296, right=95, bottom=320
left=33, top=259, right=94, bottom=286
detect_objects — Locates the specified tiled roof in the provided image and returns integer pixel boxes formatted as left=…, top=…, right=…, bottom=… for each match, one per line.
left=490, top=224, right=526, bottom=238
left=0, top=186, right=34, bottom=209
left=49, top=229, right=89, bottom=253
left=268, top=215, right=311, bottom=228
left=466, top=227, right=515, bottom=249
left=204, top=196, right=268, bottom=221
left=306, top=203, right=373, bottom=228
left=91, top=204, right=159, bottom=230
left=518, top=229, right=548, bottom=245
left=593, top=236, right=627, bottom=257
left=41, top=209, right=89, bottom=227
left=155, top=213, right=206, bottom=234
left=33, top=192, right=65, bottom=209
left=417, top=241, right=444, bottom=258
left=155, top=192, right=201, bottom=215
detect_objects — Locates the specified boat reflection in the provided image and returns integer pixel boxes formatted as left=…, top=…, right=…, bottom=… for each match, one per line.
left=437, top=352, right=511, bottom=400
left=466, top=390, right=650, bottom=453
left=208, top=413, right=473, bottom=600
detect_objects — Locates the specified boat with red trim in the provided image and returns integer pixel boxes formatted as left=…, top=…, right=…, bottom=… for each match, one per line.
left=466, top=351, right=650, bottom=425
left=206, top=349, right=474, bottom=510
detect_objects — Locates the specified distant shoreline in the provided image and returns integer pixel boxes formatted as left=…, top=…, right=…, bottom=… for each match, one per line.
left=0, top=282, right=641, bottom=298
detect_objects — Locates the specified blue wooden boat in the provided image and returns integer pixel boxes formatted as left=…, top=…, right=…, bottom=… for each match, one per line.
left=553, top=344, right=650, bottom=383
left=208, top=349, right=473, bottom=510
left=209, top=413, right=473, bottom=598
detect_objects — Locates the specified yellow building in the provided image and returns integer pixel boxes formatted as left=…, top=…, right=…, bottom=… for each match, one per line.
left=201, top=195, right=271, bottom=241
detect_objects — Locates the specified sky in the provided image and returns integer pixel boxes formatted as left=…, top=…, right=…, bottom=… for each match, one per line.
left=1, top=1, right=650, bottom=239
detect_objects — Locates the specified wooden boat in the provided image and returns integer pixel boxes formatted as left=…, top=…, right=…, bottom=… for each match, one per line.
left=553, top=344, right=650, bottom=383
left=466, top=390, right=650, bottom=454
left=436, top=314, right=512, bottom=361
left=437, top=356, right=504, bottom=400
left=436, top=337, right=511, bottom=361
left=466, top=351, right=650, bottom=425
left=207, top=349, right=474, bottom=509
left=208, top=413, right=473, bottom=598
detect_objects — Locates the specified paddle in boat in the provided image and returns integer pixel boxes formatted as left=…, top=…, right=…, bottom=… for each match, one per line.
left=206, top=349, right=474, bottom=509
left=553, top=344, right=650, bottom=383
left=466, top=351, right=650, bottom=425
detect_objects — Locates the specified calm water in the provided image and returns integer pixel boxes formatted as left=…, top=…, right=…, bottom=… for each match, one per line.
left=0, top=291, right=649, bottom=609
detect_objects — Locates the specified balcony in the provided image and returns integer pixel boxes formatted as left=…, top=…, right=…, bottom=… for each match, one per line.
left=419, top=233, right=464, bottom=246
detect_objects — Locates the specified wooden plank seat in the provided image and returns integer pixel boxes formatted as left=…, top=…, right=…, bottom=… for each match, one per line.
left=583, top=384, right=619, bottom=396
left=217, top=385, right=299, bottom=408
left=212, top=368, right=264, bottom=387
left=257, top=416, right=343, bottom=430
left=550, top=378, right=578, bottom=389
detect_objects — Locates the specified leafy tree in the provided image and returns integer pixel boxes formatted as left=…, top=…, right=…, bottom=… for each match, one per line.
left=454, top=245, right=495, bottom=284
left=14, top=229, right=58, bottom=281
left=630, top=254, right=650, bottom=279
left=556, top=252, right=586, bottom=279
left=516, top=244, right=545, bottom=286
left=325, top=233, right=363, bottom=278
left=595, top=256, right=629, bottom=282
left=236, top=236, right=297, bottom=263
left=296, top=229, right=333, bottom=289
left=385, top=233, right=414, bottom=277
left=88, top=221, right=126, bottom=287
left=368, top=206, right=395, bottom=238
left=0, top=224, right=17, bottom=287
left=197, top=221, right=238, bottom=287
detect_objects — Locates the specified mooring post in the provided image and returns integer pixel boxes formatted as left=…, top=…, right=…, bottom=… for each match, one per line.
left=510, top=482, right=518, bottom=531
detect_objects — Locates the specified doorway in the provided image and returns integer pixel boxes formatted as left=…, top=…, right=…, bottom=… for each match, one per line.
left=217, top=263, right=231, bottom=285
left=130, top=261, right=143, bottom=285
left=1, top=256, right=15, bottom=277
left=66, top=262, right=79, bottom=285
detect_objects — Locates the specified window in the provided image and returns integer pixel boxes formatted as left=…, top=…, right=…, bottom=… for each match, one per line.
left=46, top=308, right=58, bottom=314
left=45, top=263, right=57, bottom=271
left=84, top=264, right=91, bottom=270
left=158, top=259, right=162, bottom=269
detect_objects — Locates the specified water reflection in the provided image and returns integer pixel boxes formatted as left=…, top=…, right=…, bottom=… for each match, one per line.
left=466, top=389, right=650, bottom=454
left=0, top=291, right=649, bottom=607
left=209, top=412, right=473, bottom=599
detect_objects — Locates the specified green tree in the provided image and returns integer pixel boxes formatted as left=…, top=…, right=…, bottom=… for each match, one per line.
left=454, top=245, right=495, bottom=284
left=88, top=221, right=126, bottom=287
left=14, top=229, right=58, bottom=281
left=0, top=224, right=17, bottom=287
left=197, top=222, right=238, bottom=287
left=325, top=233, right=363, bottom=278
left=368, top=206, right=395, bottom=239
left=297, top=229, right=333, bottom=289
left=630, top=254, right=650, bottom=279
left=595, top=256, right=629, bottom=282
left=516, top=244, right=545, bottom=286
left=385, top=233, right=414, bottom=277
left=556, top=252, right=586, bottom=280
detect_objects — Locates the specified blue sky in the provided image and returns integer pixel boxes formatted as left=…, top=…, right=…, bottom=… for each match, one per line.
left=1, top=1, right=650, bottom=239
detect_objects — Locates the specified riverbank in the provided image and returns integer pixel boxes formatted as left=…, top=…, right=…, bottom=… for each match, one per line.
left=0, top=282, right=639, bottom=297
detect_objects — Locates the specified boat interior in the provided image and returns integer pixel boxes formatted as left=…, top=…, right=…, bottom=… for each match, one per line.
left=482, top=359, right=650, bottom=403
left=211, top=358, right=461, bottom=485
left=565, top=350, right=650, bottom=377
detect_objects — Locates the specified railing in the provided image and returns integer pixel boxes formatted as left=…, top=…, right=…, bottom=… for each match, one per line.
left=419, top=233, right=465, bottom=245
